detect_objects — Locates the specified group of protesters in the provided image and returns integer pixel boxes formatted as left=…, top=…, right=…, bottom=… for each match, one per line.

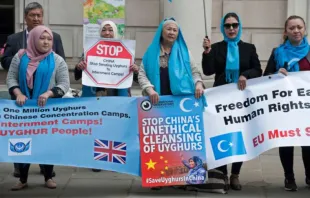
left=0, top=1, right=309, bottom=194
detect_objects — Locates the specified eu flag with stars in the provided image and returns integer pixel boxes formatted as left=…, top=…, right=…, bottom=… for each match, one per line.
left=210, top=131, right=247, bottom=160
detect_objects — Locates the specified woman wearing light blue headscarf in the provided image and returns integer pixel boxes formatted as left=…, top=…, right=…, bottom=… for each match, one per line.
left=138, top=17, right=204, bottom=104
left=182, top=156, right=207, bottom=185
left=264, top=15, right=310, bottom=192
left=202, top=13, right=262, bottom=191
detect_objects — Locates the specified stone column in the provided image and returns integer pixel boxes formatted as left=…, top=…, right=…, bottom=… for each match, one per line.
left=163, top=0, right=212, bottom=79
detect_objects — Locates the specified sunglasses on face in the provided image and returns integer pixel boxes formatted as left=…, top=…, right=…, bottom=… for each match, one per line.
left=224, top=23, right=239, bottom=29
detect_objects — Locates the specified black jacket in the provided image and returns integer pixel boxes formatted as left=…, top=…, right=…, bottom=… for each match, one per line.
left=202, top=40, right=262, bottom=87
left=263, top=48, right=310, bottom=75
left=1, top=30, right=66, bottom=71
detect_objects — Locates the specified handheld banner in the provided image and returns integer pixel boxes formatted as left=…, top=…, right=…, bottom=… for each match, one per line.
left=0, top=97, right=140, bottom=176
left=204, top=72, right=310, bottom=169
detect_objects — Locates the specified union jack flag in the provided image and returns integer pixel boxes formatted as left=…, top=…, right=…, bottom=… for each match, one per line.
left=94, top=139, right=127, bottom=164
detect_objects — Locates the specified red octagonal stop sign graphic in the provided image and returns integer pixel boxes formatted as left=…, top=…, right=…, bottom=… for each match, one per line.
left=84, top=40, right=133, bottom=86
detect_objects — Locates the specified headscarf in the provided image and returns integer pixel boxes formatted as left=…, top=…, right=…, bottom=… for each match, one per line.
left=99, top=20, right=119, bottom=39
left=274, top=37, right=310, bottom=72
left=98, top=20, right=128, bottom=96
left=18, top=25, right=53, bottom=89
left=142, top=17, right=194, bottom=95
left=190, top=156, right=203, bottom=171
left=18, top=25, right=55, bottom=99
left=220, top=13, right=242, bottom=83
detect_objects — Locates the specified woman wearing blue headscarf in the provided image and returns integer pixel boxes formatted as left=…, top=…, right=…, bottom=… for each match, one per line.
left=264, top=15, right=310, bottom=192
left=202, top=13, right=262, bottom=190
left=138, top=18, right=204, bottom=104
left=181, top=156, right=207, bottom=185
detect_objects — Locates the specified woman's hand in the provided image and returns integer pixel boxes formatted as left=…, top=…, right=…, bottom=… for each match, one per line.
left=180, top=153, right=184, bottom=161
left=76, top=60, right=87, bottom=70
left=278, top=68, right=288, bottom=76
left=16, top=94, right=28, bottom=106
left=203, top=37, right=211, bottom=53
left=238, top=75, right=247, bottom=90
left=195, top=82, right=204, bottom=99
left=147, top=87, right=159, bottom=104
left=38, top=91, right=53, bottom=107
left=130, top=64, right=139, bottom=73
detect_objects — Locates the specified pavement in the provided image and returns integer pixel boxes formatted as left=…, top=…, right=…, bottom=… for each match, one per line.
left=0, top=148, right=310, bottom=198
left=1, top=85, right=310, bottom=197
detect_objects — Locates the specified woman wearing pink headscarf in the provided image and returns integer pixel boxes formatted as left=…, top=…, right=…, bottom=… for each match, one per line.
left=6, top=25, right=70, bottom=190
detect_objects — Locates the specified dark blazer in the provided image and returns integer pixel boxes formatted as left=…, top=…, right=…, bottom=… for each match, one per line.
left=0, top=30, right=66, bottom=71
left=263, top=48, right=310, bottom=75
left=202, top=40, right=262, bottom=87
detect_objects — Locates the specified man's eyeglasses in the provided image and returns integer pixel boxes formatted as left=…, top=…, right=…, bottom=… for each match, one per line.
left=28, top=14, right=42, bottom=19
left=224, top=23, right=239, bottom=29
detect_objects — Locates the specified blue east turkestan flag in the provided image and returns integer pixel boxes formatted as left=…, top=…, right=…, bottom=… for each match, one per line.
left=210, top=131, right=247, bottom=160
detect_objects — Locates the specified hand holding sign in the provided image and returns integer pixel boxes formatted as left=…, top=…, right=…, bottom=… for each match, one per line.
left=77, top=60, right=87, bottom=71
left=130, top=64, right=139, bottom=73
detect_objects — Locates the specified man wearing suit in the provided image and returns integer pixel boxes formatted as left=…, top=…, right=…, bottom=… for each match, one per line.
left=1, top=2, right=65, bottom=178
left=1, top=2, right=65, bottom=70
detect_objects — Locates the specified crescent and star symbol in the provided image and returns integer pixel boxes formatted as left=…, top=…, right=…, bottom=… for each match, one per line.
left=179, top=98, right=200, bottom=112
left=217, top=140, right=234, bottom=153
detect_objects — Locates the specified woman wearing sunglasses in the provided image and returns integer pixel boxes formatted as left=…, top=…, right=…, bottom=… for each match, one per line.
left=201, top=12, right=262, bottom=191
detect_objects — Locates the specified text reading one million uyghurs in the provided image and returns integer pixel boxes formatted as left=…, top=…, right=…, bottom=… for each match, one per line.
left=1, top=105, right=130, bottom=119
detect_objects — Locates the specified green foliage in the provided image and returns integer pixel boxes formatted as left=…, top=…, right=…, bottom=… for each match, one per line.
left=88, top=1, right=125, bottom=20
left=117, top=24, right=125, bottom=37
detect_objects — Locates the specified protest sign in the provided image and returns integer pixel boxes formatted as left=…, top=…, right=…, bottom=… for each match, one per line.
left=82, top=39, right=135, bottom=88
left=138, top=96, right=208, bottom=187
left=83, top=0, right=125, bottom=40
left=82, top=0, right=127, bottom=95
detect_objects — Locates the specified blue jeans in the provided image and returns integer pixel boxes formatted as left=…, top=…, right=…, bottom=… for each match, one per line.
left=19, top=163, right=53, bottom=183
